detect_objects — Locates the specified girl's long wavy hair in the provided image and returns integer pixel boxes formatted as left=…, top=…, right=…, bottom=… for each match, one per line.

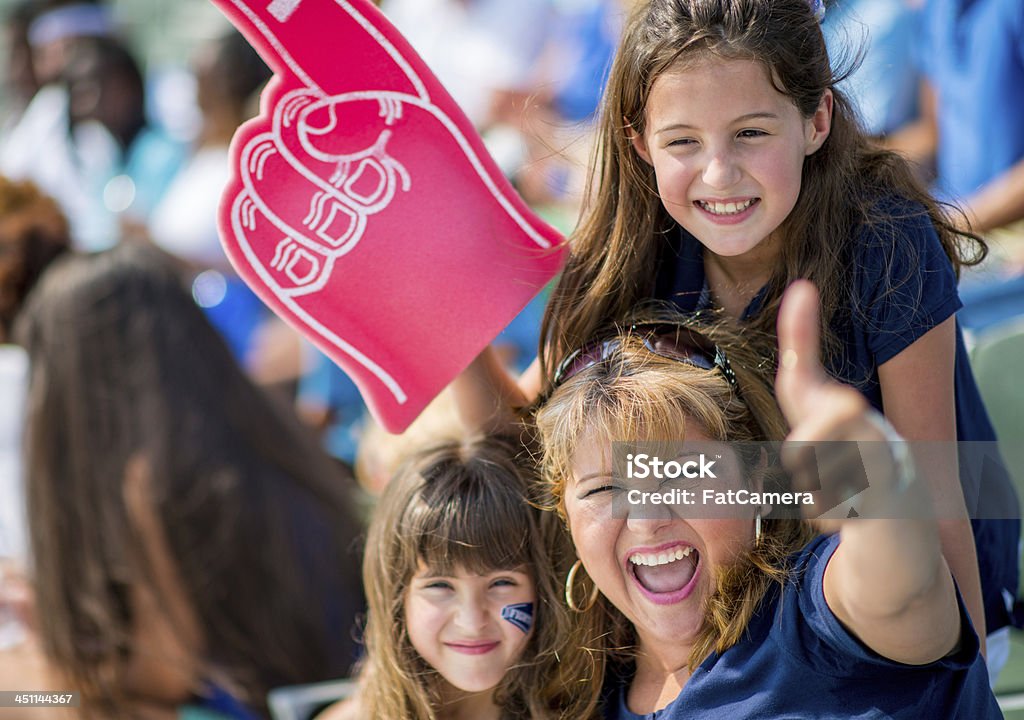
left=356, top=436, right=601, bottom=719
left=539, top=0, right=986, bottom=383
left=534, top=319, right=817, bottom=672
left=15, top=244, right=364, bottom=717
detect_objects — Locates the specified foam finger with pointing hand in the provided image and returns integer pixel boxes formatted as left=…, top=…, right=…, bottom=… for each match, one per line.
left=211, top=0, right=566, bottom=432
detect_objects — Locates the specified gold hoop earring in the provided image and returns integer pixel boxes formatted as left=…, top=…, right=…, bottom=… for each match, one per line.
left=754, top=512, right=763, bottom=550
left=565, top=559, right=599, bottom=612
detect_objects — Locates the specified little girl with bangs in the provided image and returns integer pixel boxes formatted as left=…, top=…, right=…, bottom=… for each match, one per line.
left=319, top=436, right=598, bottom=720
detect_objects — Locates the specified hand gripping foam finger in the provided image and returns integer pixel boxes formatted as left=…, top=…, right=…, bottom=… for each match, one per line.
left=212, top=0, right=565, bottom=432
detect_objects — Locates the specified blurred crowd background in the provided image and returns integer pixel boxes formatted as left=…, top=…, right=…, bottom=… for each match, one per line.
left=0, top=0, right=630, bottom=492
left=0, top=0, right=1023, bottom=716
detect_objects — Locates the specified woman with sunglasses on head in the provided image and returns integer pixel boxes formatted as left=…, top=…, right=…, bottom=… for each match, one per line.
left=532, top=282, right=999, bottom=718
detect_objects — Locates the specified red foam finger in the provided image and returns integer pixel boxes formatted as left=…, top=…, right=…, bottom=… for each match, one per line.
left=215, top=0, right=425, bottom=97
left=212, top=0, right=566, bottom=432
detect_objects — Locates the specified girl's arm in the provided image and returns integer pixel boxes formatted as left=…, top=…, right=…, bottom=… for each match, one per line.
left=825, top=496, right=960, bottom=665
left=877, top=318, right=986, bottom=650
left=451, top=346, right=532, bottom=434
left=518, top=355, right=544, bottom=401
left=884, top=79, right=938, bottom=169
left=961, top=157, right=1024, bottom=234
left=777, top=282, right=961, bottom=664
left=451, top=348, right=550, bottom=435
left=315, top=697, right=361, bottom=720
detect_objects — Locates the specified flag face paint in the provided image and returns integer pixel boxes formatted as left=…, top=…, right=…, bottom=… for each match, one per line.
left=211, top=0, right=566, bottom=432
left=501, top=602, right=534, bottom=634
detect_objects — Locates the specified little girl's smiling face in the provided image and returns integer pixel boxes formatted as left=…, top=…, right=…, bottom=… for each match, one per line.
left=404, top=564, right=536, bottom=696
left=632, top=56, right=832, bottom=263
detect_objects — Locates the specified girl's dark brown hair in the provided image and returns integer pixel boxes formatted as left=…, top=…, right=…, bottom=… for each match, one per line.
left=357, top=435, right=600, bottom=719
left=15, top=244, right=364, bottom=716
left=539, top=0, right=985, bottom=383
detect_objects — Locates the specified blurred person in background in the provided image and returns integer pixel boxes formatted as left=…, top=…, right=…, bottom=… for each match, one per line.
left=1, top=4, right=185, bottom=251
left=60, top=35, right=185, bottom=248
left=148, top=28, right=271, bottom=368
left=0, top=177, right=70, bottom=657
left=0, top=0, right=116, bottom=246
left=510, top=0, right=623, bottom=216
left=27, top=0, right=112, bottom=86
left=379, top=0, right=554, bottom=131
left=1, top=1, right=42, bottom=134
left=12, top=244, right=364, bottom=719
left=380, top=0, right=555, bottom=179
left=820, top=0, right=922, bottom=137
left=887, top=0, right=1024, bottom=282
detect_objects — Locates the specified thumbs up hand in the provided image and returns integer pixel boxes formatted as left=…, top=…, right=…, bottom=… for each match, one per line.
left=210, top=0, right=565, bottom=432
left=776, top=281, right=908, bottom=528
left=777, top=282, right=957, bottom=665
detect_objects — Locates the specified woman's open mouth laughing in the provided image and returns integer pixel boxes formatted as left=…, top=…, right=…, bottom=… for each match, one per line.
left=627, top=543, right=701, bottom=605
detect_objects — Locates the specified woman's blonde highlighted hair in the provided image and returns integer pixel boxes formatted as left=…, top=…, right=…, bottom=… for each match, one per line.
left=356, top=435, right=601, bottom=719
left=534, top=321, right=816, bottom=671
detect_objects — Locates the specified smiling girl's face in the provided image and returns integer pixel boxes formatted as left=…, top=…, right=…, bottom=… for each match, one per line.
left=632, top=56, right=831, bottom=263
left=404, top=564, right=536, bottom=695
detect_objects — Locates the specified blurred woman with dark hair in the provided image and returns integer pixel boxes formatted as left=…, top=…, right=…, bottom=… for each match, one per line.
left=14, top=243, right=364, bottom=719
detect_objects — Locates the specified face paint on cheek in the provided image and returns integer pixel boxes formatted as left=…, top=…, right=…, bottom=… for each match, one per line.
left=500, top=602, right=534, bottom=634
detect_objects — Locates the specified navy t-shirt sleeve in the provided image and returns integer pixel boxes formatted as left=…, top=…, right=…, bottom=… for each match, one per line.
left=787, top=534, right=980, bottom=675
left=853, top=208, right=962, bottom=366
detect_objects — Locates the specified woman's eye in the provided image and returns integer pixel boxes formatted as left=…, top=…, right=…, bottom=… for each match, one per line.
left=737, top=129, right=767, bottom=139
left=582, top=484, right=617, bottom=498
left=667, top=138, right=696, bottom=147
left=660, top=475, right=699, bottom=491
left=491, top=577, right=518, bottom=588
left=424, top=581, right=454, bottom=591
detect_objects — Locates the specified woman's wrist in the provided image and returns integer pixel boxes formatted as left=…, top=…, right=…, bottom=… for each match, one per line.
left=861, top=410, right=915, bottom=499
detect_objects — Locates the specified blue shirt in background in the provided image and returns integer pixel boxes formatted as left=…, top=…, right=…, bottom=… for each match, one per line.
left=822, top=0, right=921, bottom=135
left=916, top=0, right=1024, bottom=201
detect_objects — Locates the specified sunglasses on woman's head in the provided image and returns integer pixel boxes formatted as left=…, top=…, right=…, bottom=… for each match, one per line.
left=551, top=323, right=740, bottom=394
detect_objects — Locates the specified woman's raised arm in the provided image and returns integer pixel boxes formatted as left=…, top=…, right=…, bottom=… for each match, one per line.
left=776, top=281, right=961, bottom=665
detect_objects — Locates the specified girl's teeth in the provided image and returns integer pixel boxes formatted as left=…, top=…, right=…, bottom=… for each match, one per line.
left=701, top=199, right=754, bottom=215
left=629, top=546, right=695, bottom=566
